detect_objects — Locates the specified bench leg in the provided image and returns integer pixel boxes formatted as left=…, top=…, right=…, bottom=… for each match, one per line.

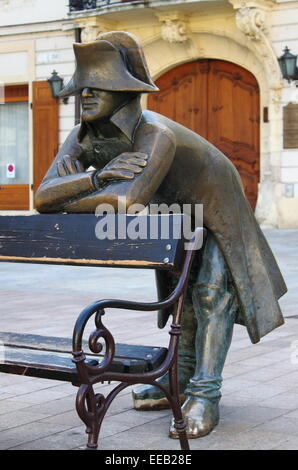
left=76, top=382, right=129, bottom=450
left=168, top=363, right=190, bottom=450
left=76, top=384, right=104, bottom=450
left=76, top=379, right=189, bottom=451
left=153, top=361, right=189, bottom=450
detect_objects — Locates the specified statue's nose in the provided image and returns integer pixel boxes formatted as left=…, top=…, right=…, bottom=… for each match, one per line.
left=82, top=87, right=92, bottom=97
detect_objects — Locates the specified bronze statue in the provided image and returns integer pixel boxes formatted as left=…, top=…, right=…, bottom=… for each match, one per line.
left=35, top=31, right=287, bottom=439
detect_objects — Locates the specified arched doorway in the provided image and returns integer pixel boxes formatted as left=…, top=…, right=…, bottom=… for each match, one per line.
left=148, top=60, right=260, bottom=209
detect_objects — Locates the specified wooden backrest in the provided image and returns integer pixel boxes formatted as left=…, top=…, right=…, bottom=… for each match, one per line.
left=0, top=214, right=192, bottom=271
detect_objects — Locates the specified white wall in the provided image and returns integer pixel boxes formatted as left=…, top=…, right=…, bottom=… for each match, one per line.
left=0, top=0, right=69, bottom=27
left=0, top=1, right=77, bottom=145
left=271, top=1, right=298, bottom=56
left=271, top=1, right=298, bottom=227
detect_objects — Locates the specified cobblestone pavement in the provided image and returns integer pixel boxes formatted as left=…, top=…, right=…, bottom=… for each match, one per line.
left=0, top=229, right=297, bottom=450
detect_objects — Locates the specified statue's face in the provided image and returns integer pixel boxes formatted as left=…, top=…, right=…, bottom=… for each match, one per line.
left=81, top=88, right=125, bottom=122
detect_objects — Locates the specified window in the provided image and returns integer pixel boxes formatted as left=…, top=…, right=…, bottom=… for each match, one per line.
left=0, top=85, right=29, bottom=186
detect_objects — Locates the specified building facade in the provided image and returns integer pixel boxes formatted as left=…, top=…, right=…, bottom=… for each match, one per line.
left=0, top=0, right=298, bottom=227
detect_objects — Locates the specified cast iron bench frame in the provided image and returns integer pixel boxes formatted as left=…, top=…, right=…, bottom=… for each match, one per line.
left=0, top=214, right=203, bottom=450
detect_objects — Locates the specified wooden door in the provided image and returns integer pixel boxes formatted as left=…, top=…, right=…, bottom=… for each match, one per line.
left=32, top=81, right=59, bottom=196
left=148, top=60, right=260, bottom=209
left=0, top=85, right=30, bottom=210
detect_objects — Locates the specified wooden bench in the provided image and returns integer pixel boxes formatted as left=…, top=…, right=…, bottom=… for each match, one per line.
left=0, top=214, right=203, bottom=450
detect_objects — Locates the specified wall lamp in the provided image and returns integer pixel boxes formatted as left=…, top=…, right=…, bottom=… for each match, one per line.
left=47, top=70, right=69, bottom=104
left=278, top=47, right=298, bottom=83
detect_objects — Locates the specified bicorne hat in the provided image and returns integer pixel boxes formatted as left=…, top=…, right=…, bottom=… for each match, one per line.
left=59, top=31, right=159, bottom=97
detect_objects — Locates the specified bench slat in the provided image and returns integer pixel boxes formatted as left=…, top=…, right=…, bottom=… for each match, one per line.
left=0, top=347, right=82, bottom=382
left=0, top=332, right=88, bottom=354
left=0, top=214, right=187, bottom=269
left=0, top=333, right=168, bottom=381
left=0, top=332, right=166, bottom=360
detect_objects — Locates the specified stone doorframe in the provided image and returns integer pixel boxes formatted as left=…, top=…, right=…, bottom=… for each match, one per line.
left=141, top=1, right=282, bottom=227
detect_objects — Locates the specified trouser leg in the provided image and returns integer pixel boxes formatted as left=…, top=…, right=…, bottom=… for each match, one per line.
left=132, top=286, right=197, bottom=410
left=170, top=232, right=238, bottom=438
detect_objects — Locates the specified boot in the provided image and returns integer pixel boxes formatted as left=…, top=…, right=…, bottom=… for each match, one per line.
left=132, top=288, right=197, bottom=410
left=169, top=396, right=220, bottom=438
left=169, top=233, right=238, bottom=438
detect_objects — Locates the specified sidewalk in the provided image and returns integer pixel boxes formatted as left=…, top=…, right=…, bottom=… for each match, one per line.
left=0, top=229, right=297, bottom=450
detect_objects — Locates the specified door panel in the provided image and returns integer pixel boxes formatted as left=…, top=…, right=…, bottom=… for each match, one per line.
left=0, top=185, right=29, bottom=210
left=148, top=60, right=260, bottom=209
left=32, top=81, right=59, bottom=196
left=208, top=61, right=260, bottom=207
left=149, top=61, right=209, bottom=138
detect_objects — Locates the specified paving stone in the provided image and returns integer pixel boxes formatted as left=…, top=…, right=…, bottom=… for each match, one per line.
left=252, top=415, right=298, bottom=436
left=220, top=394, right=264, bottom=408
left=0, top=393, right=14, bottom=401
left=0, top=374, right=36, bottom=387
left=221, top=377, right=260, bottom=394
left=231, top=384, right=289, bottom=400
left=272, top=436, right=298, bottom=450
left=202, top=430, right=294, bottom=450
left=230, top=365, right=294, bottom=383
left=14, top=395, right=77, bottom=417
left=0, top=399, right=35, bottom=415
left=35, top=410, right=82, bottom=428
left=222, top=363, right=258, bottom=379
left=258, top=392, right=298, bottom=410
left=212, top=416, right=259, bottom=435
left=0, top=379, right=64, bottom=397
left=6, top=387, right=75, bottom=406
left=10, top=428, right=86, bottom=451
left=99, top=415, right=182, bottom=451
left=220, top=428, right=295, bottom=450
left=219, top=404, right=239, bottom=417
left=265, top=371, right=298, bottom=389
left=0, top=409, right=50, bottom=430
left=221, top=405, right=286, bottom=424
left=0, top=421, right=75, bottom=450
left=238, top=355, right=286, bottom=368
left=283, top=408, right=298, bottom=419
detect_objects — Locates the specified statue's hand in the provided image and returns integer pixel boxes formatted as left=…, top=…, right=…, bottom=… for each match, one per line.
left=57, top=155, right=85, bottom=176
left=96, top=152, right=148, bottom=181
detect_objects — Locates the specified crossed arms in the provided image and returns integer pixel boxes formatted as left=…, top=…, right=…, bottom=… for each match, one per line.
left=35, top=121, right=176, bottom=214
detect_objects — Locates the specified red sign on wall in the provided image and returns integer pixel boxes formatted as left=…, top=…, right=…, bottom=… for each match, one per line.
left=6, top=163, right=15, bottom=179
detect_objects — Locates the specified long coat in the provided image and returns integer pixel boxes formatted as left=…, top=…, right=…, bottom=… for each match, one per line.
left=35, top=97, right=287, bottom=344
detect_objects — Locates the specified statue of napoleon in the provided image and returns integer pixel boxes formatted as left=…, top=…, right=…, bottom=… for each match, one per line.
left=35, top=31, right=287, bottom=439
